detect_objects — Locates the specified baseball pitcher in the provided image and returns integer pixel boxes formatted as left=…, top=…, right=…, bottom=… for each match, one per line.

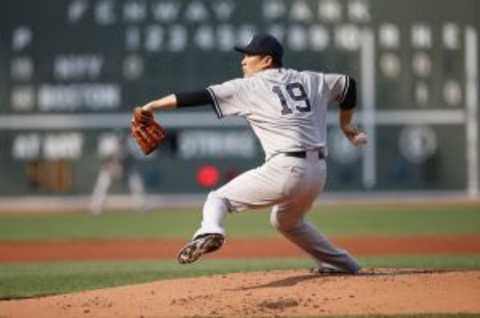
left=131, top=34, right=366, bottom=274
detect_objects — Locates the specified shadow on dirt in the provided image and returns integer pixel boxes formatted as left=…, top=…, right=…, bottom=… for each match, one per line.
left=228, top=268, right=456, bottom=291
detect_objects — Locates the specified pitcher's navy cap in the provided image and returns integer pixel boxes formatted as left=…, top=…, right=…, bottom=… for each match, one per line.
left=234, top=34, right=283, bottom=64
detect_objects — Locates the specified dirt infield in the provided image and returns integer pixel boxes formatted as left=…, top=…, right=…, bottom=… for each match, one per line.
left=1, top=269, right=480, bottom=317
left=2, top=235, right=480, bottom=262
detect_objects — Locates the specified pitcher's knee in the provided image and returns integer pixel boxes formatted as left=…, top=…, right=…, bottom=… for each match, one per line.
left=206, top=191, right=219, bottom=203
left=270, top=211, right=301, bottom=232
left=204, top=192, right=225, bottom=212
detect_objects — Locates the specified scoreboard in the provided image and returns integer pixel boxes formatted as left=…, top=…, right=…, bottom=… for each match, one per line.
left=0, top=0, right=478, bottom=197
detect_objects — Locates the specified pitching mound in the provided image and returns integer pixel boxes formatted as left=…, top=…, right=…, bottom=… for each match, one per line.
left=1, top=268, right=480, bottom=317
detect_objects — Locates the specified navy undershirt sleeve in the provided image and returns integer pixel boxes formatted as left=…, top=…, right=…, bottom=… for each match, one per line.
left=175, top=89, right=214, bottom=108
left=339, top=77, right=356, bottom=110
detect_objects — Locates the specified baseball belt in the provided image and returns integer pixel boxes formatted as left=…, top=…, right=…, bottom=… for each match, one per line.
left=285, top=150, right=325, bottom=160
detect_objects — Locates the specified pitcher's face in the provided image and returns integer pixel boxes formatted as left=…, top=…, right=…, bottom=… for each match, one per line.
left=241, top=54, right=273, bottom=77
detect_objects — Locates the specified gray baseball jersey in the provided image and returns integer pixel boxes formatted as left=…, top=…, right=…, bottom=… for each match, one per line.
left=207, top=68, right=350, bottom=160
left=195, top=67, right=361, bottom=273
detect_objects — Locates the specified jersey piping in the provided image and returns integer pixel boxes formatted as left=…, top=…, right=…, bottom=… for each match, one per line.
left=206, top=87, right=223, bottom=118
left=339, top=75, right=349, bottom=103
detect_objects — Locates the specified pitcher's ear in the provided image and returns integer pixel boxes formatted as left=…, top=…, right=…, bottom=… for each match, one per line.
left=262, top=55, right=274, bottom=67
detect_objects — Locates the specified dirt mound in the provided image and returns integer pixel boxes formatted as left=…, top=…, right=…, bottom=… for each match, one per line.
left=1, top=269, right=479, bottom=317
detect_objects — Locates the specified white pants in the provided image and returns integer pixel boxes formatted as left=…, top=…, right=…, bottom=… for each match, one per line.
left=195, top=151, right=361, bottom=273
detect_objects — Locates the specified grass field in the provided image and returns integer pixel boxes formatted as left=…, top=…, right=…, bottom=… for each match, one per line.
left=1, top=204, right=480, bottom=240
left=1, top=203, right=479, bottom=317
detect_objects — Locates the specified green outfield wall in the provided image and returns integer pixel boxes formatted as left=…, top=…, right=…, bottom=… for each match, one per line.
left=0, top=0, right=479, bottom=196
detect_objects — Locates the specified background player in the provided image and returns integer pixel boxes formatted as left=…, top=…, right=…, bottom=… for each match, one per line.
left=90, top=130, right=147, bottom=215
left=135, top=34, right=366, bottom=273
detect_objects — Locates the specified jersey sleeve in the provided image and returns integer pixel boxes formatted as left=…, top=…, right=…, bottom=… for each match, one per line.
left=324, top=73, right=350, bottom=104
left=207, top=78, right=249, bottom=118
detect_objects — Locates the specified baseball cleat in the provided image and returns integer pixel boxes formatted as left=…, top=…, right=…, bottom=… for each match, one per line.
left=310, top=267, right=353, bottom=275
left=310, top=263, right=359, bottom=275
left=177, top=233, right=225, bottom=264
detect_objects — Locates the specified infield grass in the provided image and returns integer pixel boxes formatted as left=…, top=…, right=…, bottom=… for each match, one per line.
left=0, top=204, right=479, bottom=240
